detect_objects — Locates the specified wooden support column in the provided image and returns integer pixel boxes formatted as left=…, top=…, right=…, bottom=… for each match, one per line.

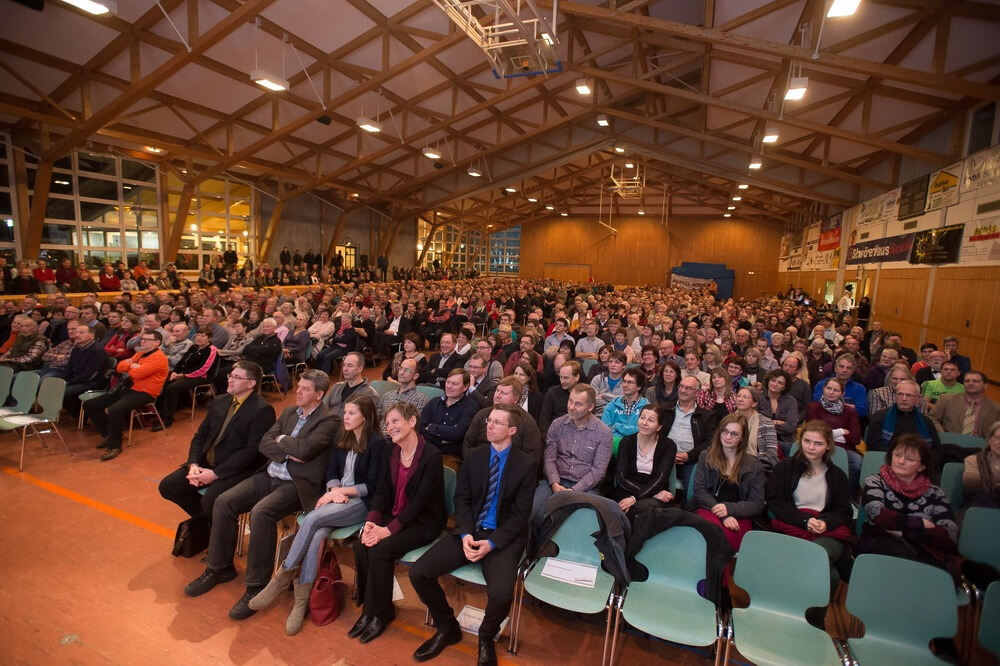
left=380, top=215, right=405, bottom=258
left=10, top=143, right=32, bottom=260
left=164, top=182, right=195, bottom=263
left=415, top=222, right=440, bottom=267
left=23, top=160, right=54, bottom=260
left=257, top=197, right=285, bottom=264
left=324, top=207, right=350, bottom=264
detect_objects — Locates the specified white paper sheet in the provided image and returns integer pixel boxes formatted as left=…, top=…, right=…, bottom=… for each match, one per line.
left=456, top=605, right=509, bottom=640
left=539, top=557, right=598, bottom=588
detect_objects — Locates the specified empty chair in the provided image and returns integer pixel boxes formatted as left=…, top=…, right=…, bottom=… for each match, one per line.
left=980, top=582, right=1000, bottom=659
left=958, top=508, right=1000, bottom=658
left=368, top=380, right=397, bottom=397
left=731, top=531, right=843, bottom=666
left=0, top=377, right=69, bottom=471
left=938, top=462, right=966, bottom=512
left=0, top=371, right=41, bottom=418
left=0, top=365, right=14, bottom=405
left=615, top=526, right=726, bottom=665
left=939, top=432, right=986, bottom=450
left=416, top=385, right=444, bottom=401
left=845, top=553, right=958, bottom=665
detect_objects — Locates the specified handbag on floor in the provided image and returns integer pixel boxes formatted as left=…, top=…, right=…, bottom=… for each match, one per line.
left=309, top=547, right=348, bottom=625
left=172, top=516, right=211, bottom=558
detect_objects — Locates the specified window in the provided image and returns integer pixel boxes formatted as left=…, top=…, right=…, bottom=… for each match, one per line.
left=169, top=176, right=255, bottom=269
left=967, top=102, right=998, bottom=156
left=489, top=227, right=520, bottom=274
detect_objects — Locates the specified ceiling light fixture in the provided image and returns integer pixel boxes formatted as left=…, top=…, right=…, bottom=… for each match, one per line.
left=467, top=165, right=482, bottom=177
left=748, top=154, right=763, bottom=170
left=827, top=0, right=861, bottom=18
left=624, top=162, right=634, bottom=169
left=145, top=146, right=162, bottom=153
left=738, top=183, right=749, bottom=189
left=637, top=209, right=645, bottom=215
left=575, top=78, right=592, bottom=95
left=723, top=212, right=732, bottom=218
left=784, top=76, right=808, bottom=101
left=54, top=179, right=70, bottom=185
left=614, top=145, right=625, bottom=154
left=60, top=0, right=117, bottom=15
left=527, top=197, right=538, bottom=202
left=596, top=114, right=609, bottom=127
left=251, top=68, right=289, bottom=92
left=545, top=204, right=555, bottom=210
left=560, top=211, right=568, bottom=216
left=356, top=117, right=381, bottom=133
left=732, top=195, right=743, bottom=201
left=728, top=205, right=736, bottom=210
left=422, top=146, right=441, bottom=160
left=762, top=123, right=780, bottom=143
left=505, top=186, right=517, bottom=193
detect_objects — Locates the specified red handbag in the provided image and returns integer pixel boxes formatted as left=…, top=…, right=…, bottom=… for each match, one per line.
left=309, top=547, right=348, bottom=625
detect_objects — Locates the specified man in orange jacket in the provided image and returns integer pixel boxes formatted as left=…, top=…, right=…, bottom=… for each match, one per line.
left=84, top=330, right=169, bottom=461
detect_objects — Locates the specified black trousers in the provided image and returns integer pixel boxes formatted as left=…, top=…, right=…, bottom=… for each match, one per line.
left=409, top=532, right=524, bottom=639
left=157, top=465, right=248, bottom=520
left=208, top=471, right=301, bottom=589
left=63, top=379, right=106, bottom=416
left=352, top=524, right=438, bottom=622
left=84, top=389, right=154, bottom=448
left=156, top=376, right=207, bottom=423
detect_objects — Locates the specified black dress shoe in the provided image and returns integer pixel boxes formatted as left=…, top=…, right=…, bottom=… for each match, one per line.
left=100, top=448, right=122, bottom=461
left=477, top=637, right=497, bottom=666
left=184, top=566, right=238, bottom=597
left=414, top=623, right=463, bottom=661
left=359, top=616, right=389, bottom=644
left=229, top=588, right=262, bottom=620
left=347, top=614, right=370, bottom=639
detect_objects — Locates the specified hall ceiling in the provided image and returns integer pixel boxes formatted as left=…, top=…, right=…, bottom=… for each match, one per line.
left=2, top=0, right=999, bottom=234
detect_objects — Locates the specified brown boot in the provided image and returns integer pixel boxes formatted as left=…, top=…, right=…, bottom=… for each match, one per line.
left=248, top=565, right=298, bottom=610
left=285, top=581, right=312, bottom=635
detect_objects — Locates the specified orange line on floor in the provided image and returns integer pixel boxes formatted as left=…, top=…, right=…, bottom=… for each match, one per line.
left=2, top=466, right=517, bottom=663
left=2, top=466, right=175, bottom=540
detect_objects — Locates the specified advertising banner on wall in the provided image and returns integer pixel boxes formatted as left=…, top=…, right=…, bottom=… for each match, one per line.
left=845, top=233, right=915, bottom=265
left=818, top=213, right=842, bottom=251
left=925, top=162, right=963, bottom=210
left=856, top=188, right=900, bottom=229
left=670, top=274, right=716, bottom=290
left=898, top=175, right=929, bottom=220
left=962, top=145, right=1000, bottom=193
left=960, top=217, right=1000, bottom=263
left=909, top=224, right=965, bottom=264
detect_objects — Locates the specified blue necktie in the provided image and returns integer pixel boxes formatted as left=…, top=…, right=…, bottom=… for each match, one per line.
left=476, top=454, right=500, bottom=529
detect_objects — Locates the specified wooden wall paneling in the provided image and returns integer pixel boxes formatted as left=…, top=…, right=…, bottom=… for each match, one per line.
left=923, top=265, right=1000, bottom=380
left=868, top=267, right=931, bottom=347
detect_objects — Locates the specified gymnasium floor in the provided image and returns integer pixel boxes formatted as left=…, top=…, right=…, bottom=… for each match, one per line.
left=0, top=365, right=731, bottom=666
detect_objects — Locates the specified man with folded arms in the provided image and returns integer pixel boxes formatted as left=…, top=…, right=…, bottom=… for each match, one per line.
left=158, top=361, right=275, bottom=529
left=409, top=404, right=535, bottom=666
left=183, top=370, right=339, bottom=620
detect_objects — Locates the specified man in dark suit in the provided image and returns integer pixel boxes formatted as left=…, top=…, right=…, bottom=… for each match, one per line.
left=158, top=360, right=276, bottom=526
left=465, top=352, right=497, bottom=408
left=183, top=369, right=340, bottom=620
left=419, top=332, right=464, bottom=387
left=409, top=404, right=535, bottom=665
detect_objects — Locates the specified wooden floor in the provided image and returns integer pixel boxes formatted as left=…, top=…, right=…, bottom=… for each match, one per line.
left=0, top=365, right=738, bottom=666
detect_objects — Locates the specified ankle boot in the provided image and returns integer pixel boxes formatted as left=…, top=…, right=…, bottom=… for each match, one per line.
left=285, top=581, right=312, bottom=635
left=249, top=566, right=298, bottom=610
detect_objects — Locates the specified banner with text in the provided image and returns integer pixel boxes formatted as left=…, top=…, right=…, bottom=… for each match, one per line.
left=909, top=224, right=965, bottom=264
left=670, top=273, right=716, bottom=290
left=845, top=233, right=915, bottom=265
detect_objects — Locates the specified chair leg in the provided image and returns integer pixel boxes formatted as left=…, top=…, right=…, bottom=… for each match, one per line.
left=77, top=403, right=85, bottom=430
left=190, top=392, right=196, bottom=421
left=126, top=410, right=136, bottom=450
left=51, top=422, right=72, bottom=458
left=18, top=425, right=27, bottom=471
left=604, top=595, right=623, bottom=666
left=151, top=405, right=166, bottom=431
left=507, top=576, right=523, bottom=654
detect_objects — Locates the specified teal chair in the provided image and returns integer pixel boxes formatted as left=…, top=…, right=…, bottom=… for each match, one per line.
left=0, top=377, right=70, bottom=471
left=939, top=462, right=965, bottom=511
left=295, top=512, right=364, bottom=543
left=77, top=389, right=107, bottom=429
left=939, top=432, right=986, bottom=450
left=0, top=371, right=40, bottom=418
left=399, top=466, right=457, bottom=564
left=580, top=359, right=598, bottom=377
left=855, top=452, right=887, bottom=534
left=616, top=527, right=726, bottom=665
left=846, top=554, right=957, bottom=665
left=732, top=531, right=844, bottom=666
left=416, top=385, right=444, bottom=401
left=959, top=508, right=1000, bottom=657
left=509, top=506, right=618, bottom=663
left=788, top=441, right=850, bottom=478
left=0, top=365, right=14, bottom=406
left=368, top=380, right=397, bottom=397
left=979, top=582, right=1000, bottom=659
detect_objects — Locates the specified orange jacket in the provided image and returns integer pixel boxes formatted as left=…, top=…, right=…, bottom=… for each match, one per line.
left=117, top=349, right=169, bottom=398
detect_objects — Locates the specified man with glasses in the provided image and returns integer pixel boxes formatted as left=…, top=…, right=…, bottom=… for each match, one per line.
left=475, top=338, right=504, bottom=382
left=464, top=352, right=497, bottom=407
left=158, top=361, right=276, bottom=541
left=84, top=330, right=169, bottom=461
left=662, top=376, right=717, bottom=489
left=866, top=379, right=942, bottom=467
left=376, top=358, right=429, bottom=433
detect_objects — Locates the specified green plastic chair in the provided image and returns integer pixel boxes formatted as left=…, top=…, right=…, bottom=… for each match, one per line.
left=939, top=432, right=986, bottom=450
left=0, top=377, right=70, bottom=471
left=368, top=380, right=397, bottom=397
left=959, top=507, right=1000, bottom=573
left=416, top=385, right=444, bottom=401
left=509, top=506, right=617, bottom=661
left=980, top=582, right=1000, bottom=659
left=77, top=389, right=107, bottom=429
left=581, top=359, right=598, bottom=377
left=294, top=512, right=364, bottom=542
left=856, top=452, right=887, bottom=534
left=788, top=441, right=850, bottom=478
left=939, top=462, right=965, bottom=511
left=0, top=371, right=40, bottom=418
left=399, top=466, right=457, bottom=564
left=846, top=554, right=957, bottom=665
left=732, top=531, right=843, bottom=666
left=617, top=526, right=726, bottom=664
left=0, top=365, right=14, bottom=405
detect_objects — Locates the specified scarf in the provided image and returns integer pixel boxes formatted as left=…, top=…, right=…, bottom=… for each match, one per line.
left=879, top=464, right=931, bottom=499
left=820, top=395, right=844, bottom=415
left=742, top=409, right=761, bottom=458
left=880, top=406, right=933, bottom=448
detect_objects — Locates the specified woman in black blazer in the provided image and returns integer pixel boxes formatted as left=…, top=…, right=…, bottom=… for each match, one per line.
left=349, top=401, right=446, bottom=644
left=512, top=361, right=544, bottom=422
left=612, top=405, right=677, bottom=516
left=249, top=395, right=387, bottom=634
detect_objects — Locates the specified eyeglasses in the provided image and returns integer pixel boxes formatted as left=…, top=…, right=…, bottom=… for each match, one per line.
left=228, top=373, right=251, bottom=381
left=485, top=418, right=510, bottom=427
left=891, top=451, right=921, bottom=463
left=721, top=429, right=742, bottom=439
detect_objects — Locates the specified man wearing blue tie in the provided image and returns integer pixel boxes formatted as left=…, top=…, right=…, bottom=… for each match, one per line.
left=409, top=404, right=535, bottom=666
